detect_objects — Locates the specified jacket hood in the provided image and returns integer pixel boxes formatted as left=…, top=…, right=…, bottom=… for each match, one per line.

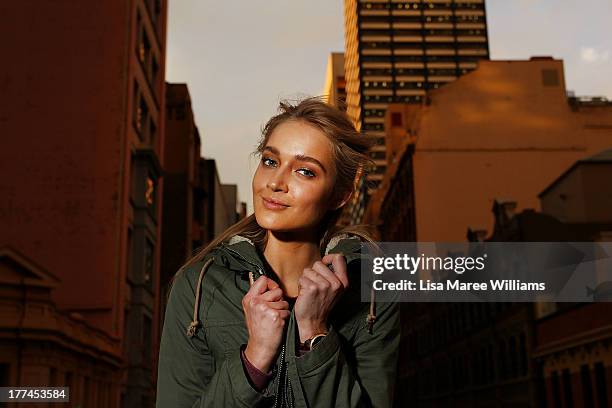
left=186, top=233, right=379, bottom=340
left=215, top=233, right=364, bottom=279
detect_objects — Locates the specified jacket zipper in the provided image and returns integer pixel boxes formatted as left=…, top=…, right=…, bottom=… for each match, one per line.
left=224, top=245, right=293, bottom=407
left=272, top=343, right=285, bottom=408
left=224, top=246, right=266, bottom=279
left=225, top=247, right=294, bottom=408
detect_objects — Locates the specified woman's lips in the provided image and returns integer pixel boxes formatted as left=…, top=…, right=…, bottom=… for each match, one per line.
left=262, top=197, right=289, bottom=210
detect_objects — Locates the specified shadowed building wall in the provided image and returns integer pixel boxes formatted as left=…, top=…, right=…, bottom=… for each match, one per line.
left=0, top=1, right=168, bottom=406
left=160, top=83, right=202, bottom=322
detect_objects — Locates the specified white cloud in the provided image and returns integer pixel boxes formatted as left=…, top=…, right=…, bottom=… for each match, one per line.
left=580, top=47, right=610, bottom=63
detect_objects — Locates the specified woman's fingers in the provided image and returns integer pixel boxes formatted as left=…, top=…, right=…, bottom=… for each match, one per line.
left=321, top=253, right=349, bottom=289
left=311, top=261, right=343, bottom=292
left=298, top=274, right=319, bottom=293
left=266, top=276, right=280, bottom=290
left=249, top=275, right=271, bottom=295
left=277, top=309, right=290, bottom=320
left=266, top=300, right=290, bottom=310
left=259, top=288, right=284, bottom=302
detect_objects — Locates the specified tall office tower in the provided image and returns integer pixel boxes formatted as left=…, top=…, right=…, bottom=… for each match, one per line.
left=344, top=0, right=489, bottom=222
left=0, top=1, right=167, bottom=406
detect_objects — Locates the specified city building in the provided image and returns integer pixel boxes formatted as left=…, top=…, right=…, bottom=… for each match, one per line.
left=395, top=151, right=612, bottom=407
left=160, top=83, right=204, bottom=308
left=323, top=52, right=348, bottom=110
left=344, top=0, right=490, bottom=222
left=533, top=152, right=612, bottom=408
left=161, top=84, right=247, bottom=320
left=365, top=58, right=612, bottom=242
left=199, top=159, right=245, bottom=238
left=0, top=1, right=168, bottom=406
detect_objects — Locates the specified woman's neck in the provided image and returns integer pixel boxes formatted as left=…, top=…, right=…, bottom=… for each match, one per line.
left=262, top=230, right=321, bottom=298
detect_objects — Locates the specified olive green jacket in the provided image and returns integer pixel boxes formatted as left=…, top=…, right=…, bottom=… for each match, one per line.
left=156, top=234, right=400, bottom=408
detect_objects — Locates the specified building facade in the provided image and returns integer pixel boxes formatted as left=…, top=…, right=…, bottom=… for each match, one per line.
left=365, top=58, right=612, bottom=242
left=533, top=152, right=612, bottom=408
left=0, top=1, right=168, bottom=406
left=161, top=85, right=247, bottom=327
left=323, top=52, right=348, bottom=110
left=199, top=160, right=245, bottom=240
left=160, top=83, right=203, bottom=312
left=344, top=0, right=490, bottom=222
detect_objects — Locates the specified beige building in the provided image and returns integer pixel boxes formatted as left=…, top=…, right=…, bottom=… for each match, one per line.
left=366, top=58, right=612, bottom=241
left=344, top=0, right=490, bottom=224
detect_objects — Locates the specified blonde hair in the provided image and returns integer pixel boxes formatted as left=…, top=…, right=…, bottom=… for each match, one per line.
left=180, top=96, right=377, bottom=271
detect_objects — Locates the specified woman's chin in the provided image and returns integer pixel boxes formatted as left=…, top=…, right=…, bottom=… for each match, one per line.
left=255, top=212, right=292, bottom=231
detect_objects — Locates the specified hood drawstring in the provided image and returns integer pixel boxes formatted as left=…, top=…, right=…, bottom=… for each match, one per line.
left=185, top=253, right=378, bottom=338
left=248, top=271, right=255, bottom=286
left=186, top=257, right=215, bottom=338
left=367, top=287, right=377, bottom=334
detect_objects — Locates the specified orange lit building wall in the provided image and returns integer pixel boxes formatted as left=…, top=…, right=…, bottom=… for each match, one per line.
left=373, top=58, right=612, bottom=241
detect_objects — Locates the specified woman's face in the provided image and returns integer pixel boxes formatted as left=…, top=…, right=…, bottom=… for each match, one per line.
left=252, top=120, right=340, bottom=233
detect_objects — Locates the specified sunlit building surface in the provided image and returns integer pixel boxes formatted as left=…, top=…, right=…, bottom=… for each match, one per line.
left=344, top=0, right=490, bottom=222
left=365, top=58, right=612, bottom=242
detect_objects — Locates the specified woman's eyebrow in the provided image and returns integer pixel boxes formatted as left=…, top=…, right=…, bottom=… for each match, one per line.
left=295, top=154, right=326, bottom=173
left=263, top=146, right=327, bottom=173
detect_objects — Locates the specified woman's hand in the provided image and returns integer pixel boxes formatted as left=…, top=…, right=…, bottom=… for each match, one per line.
left=294, top=254, right=349, bottom=343
left=243, top=275, right=290, bottom=373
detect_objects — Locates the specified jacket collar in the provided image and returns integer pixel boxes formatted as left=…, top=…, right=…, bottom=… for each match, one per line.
left=220, top=234, right=362, bottom=277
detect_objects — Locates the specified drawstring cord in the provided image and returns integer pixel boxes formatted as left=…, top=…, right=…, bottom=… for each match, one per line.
left=186, top=257, right=215, bottom=338
left=248, top=271, right=255, bottom=286
left=187, top=257, right=377, bottom=338
left=367, top=287, right=377, bottom=334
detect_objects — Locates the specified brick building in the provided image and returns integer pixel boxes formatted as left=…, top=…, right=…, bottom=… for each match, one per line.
left=0, top=1, right=168, bottom=406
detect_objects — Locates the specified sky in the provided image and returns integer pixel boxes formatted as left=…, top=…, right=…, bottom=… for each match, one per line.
left=166, top=0, right=612, bottom=213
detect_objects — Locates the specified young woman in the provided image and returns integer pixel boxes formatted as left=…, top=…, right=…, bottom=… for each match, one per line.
left=156, top=98, right=400, bottom=408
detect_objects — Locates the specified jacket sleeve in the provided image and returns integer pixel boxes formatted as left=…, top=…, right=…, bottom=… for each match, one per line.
left=291, top=300, right=400, bottom=408
left=156, top=267, right=267, bottom=408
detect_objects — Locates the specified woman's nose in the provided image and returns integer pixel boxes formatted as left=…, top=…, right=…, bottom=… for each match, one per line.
left=267, top=169, right=288, bottom=192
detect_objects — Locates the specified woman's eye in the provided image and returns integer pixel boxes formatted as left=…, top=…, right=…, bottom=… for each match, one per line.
left=297, top=168, right=315, bottom=178
left=262, top=157, right=277, bottom=167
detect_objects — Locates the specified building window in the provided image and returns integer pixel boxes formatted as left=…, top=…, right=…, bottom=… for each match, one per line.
left=65, top=372, right=74, bottom=396
left=581, top=364, right=594, bottom=407
left=144, top=238, right=154, bottom=288
left=138, top=95, right=149, bottom=135
left=542, top=69, right=559, bottom=87
left=145, top=175, right=156, bottom=208
left=562, top=368, right=574, bottom=408
left=551, top=370, right=562, bottom=408
left=138, top=30, right=150, bottom=65
left=149, top=119, right=156, bottom=146
left=143, top=315, right=152, bottom=362
left=595, top=362, right=608, bottom=408
left=136, top=7, right=159, bottom=91
left=0, top=363, right=10, bottom=386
